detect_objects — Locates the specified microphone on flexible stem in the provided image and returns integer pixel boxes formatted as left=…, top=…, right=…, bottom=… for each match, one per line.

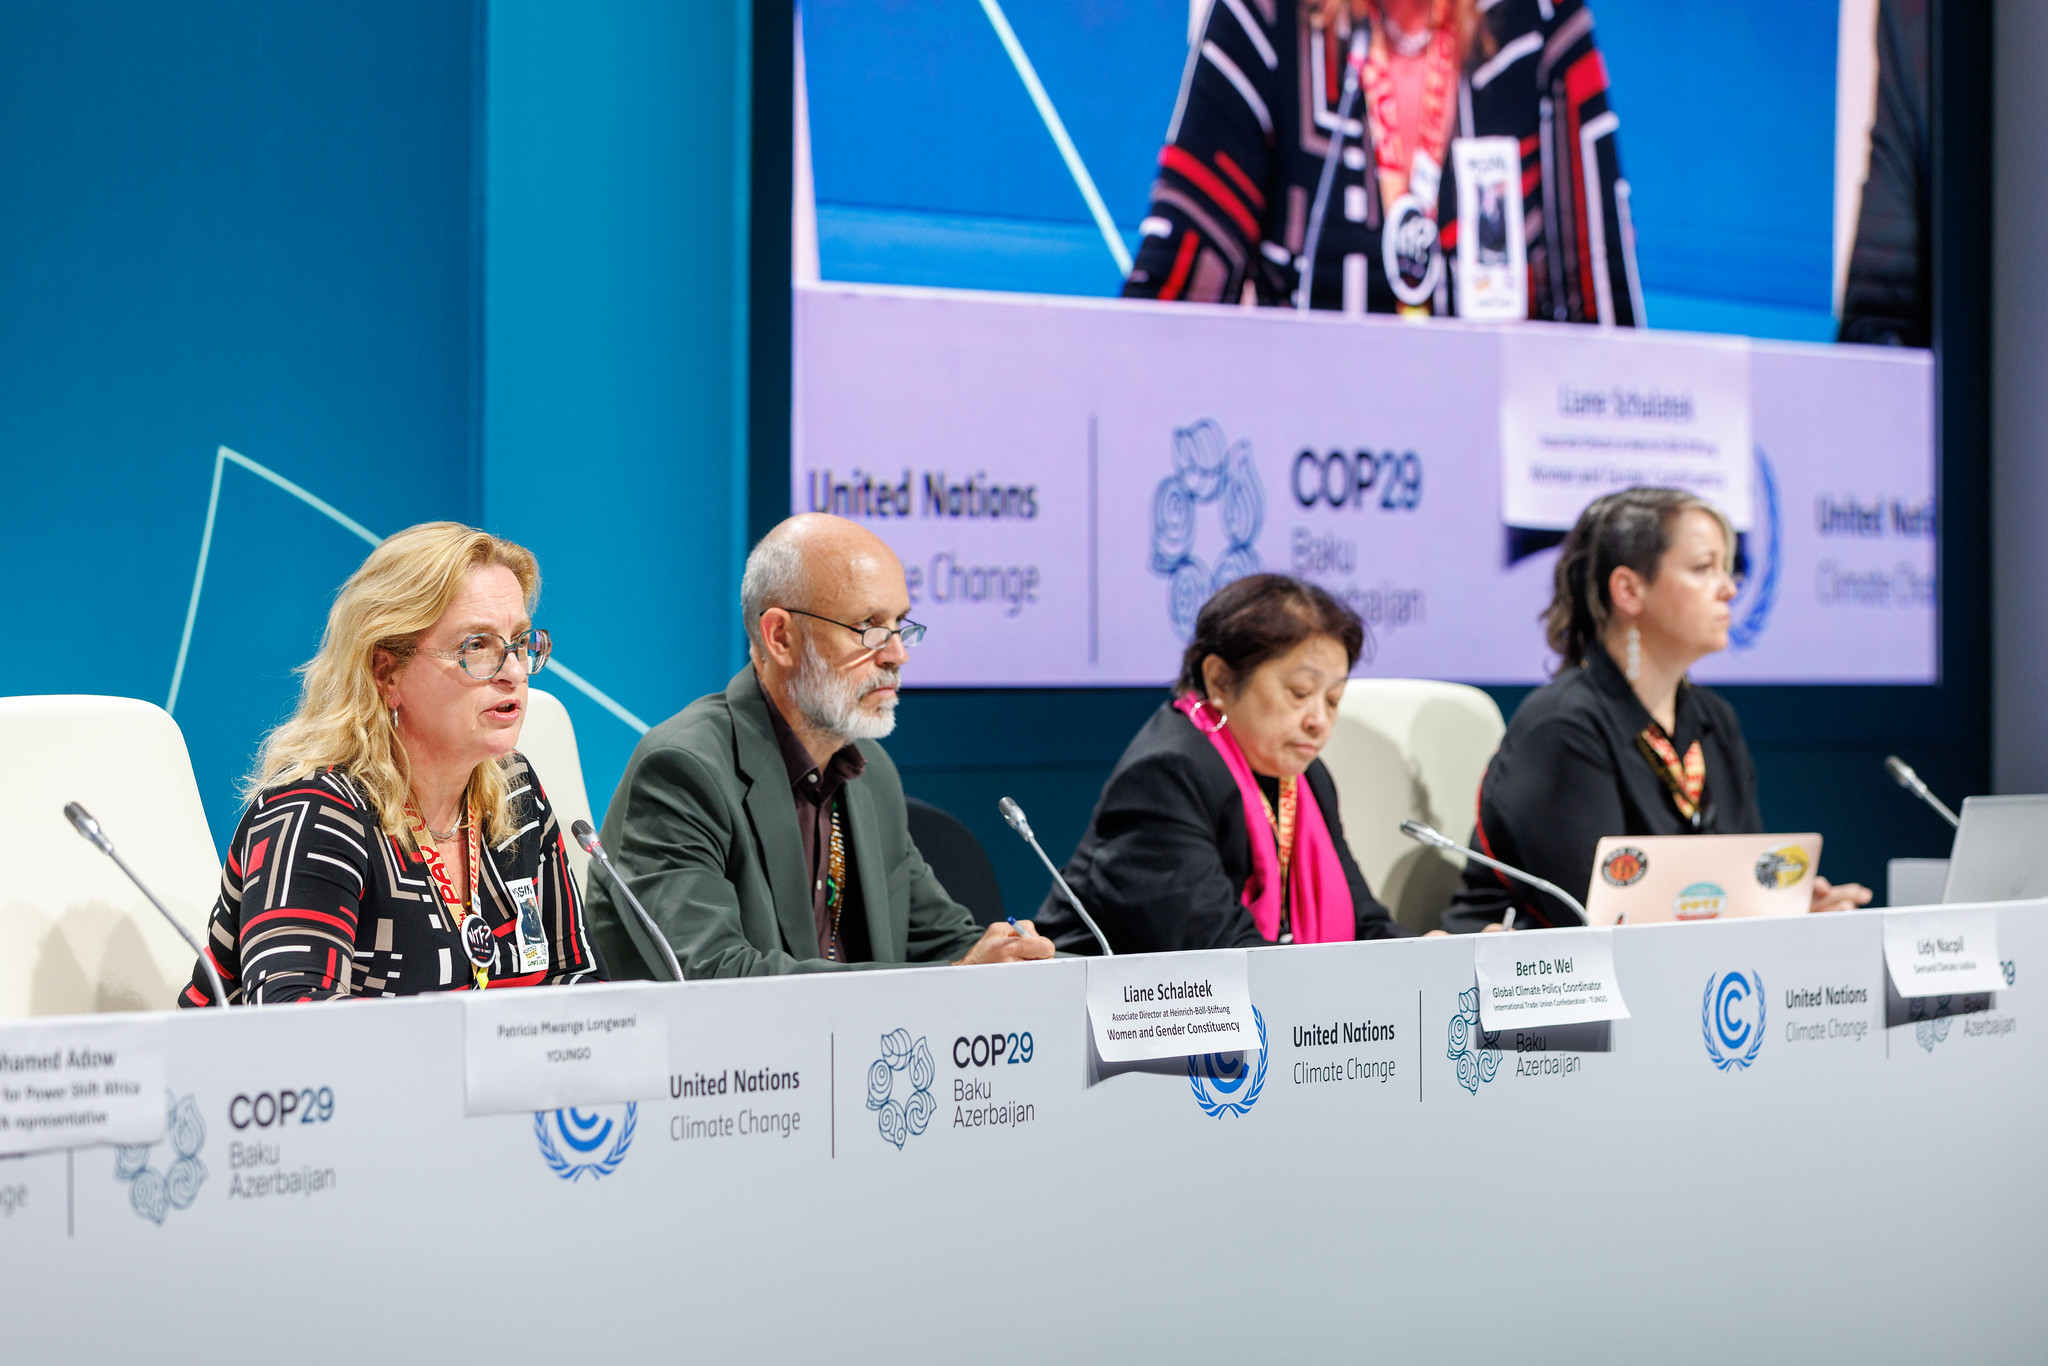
left=1884, top=756, right=1960, bottom=829
left=63, top=801, right=230, bottom=1007
left=1296, top=24, right=1371, bottom=312
left=998, top=797, right=1113, bottom=957
left=572, top=820, right=683, bottom=983
left=1400, top=819, right=1589, bottom=930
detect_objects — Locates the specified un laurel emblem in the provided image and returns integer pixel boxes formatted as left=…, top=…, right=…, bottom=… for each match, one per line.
left=1702, top=971, right=1766, bottom=1070
left=534, top=1104, right=637, bottom=1181
left=1187, top=1006, right=1268, bottom=1118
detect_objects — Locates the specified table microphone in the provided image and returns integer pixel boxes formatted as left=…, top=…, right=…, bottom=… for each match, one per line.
left=1296, top=24, right=1370, bottom=311
left=1884, top=756, right=1961, bottom=829
left=1400, top=819, right=1589, bottom=930
left=998, top=797, right=1113, bottom=956
left=63, top=801, right=230, bottom=1007
left=572, top=820, right=683, bottom=982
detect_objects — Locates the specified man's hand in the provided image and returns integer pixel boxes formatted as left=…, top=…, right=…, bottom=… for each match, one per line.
left=954, top=920, right=1056, bottom=965
left=1810, top=876, right=1873, bottom=914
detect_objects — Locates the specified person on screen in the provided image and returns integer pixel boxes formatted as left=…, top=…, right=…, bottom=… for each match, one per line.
left=1440, top=489, right=1872, bottom=932
left=178, top=523, right=605, bottom=1004
left=1838, top=0, right=1929, bottom=347
left=1035, top=575, right=1417, bottom=954
left=1123, top=0, right=1642, bottom=322
left=584, top=514, right=1053, bottom=977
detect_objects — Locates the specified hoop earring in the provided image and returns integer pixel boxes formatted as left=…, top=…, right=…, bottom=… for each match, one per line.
left=1188, top=697, right=1228, bottom=734
left=1625, top=625, right=1642, bottom=683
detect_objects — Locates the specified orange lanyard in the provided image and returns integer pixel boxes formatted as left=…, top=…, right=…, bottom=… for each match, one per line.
left=403, top=797, right=489, bottom=990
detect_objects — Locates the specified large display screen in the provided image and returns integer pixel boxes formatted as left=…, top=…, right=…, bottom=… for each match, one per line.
left=792, top=0, right=1936, bottom=686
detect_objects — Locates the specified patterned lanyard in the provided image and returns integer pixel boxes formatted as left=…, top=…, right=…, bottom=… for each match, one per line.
left=1636, top=726, right=1707, bottom=830
left=823, top=800, right=847, bottom=962
left=402, top=797, right=490, bottom=991
left=1360, top=3, right=1459, bottom=212
left=1255, top=778, right=1300, bottom=940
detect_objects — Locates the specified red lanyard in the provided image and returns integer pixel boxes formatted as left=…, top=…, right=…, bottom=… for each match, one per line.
left=403, top=797, right=489, bottom=990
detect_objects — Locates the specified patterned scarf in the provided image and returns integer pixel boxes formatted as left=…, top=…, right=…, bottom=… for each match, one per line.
left=1635, top=725, right=1706, bottom=828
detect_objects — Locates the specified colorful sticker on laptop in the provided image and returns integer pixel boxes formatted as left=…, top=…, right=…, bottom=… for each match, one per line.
left=1672, top=881, right=1727, bottom=921
left=1601, top=846, right=1649, bottom=887
left=1754, top=845, right=1811, bottom=890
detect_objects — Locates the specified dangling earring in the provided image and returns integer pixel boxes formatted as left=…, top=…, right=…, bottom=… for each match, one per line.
left=388, top=703, right=400, bottom=728
left=1625, top=625, right=1642, bottom=683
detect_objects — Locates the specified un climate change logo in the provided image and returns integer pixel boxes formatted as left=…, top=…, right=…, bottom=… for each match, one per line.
left=114, top=1090, right=207, bottom=1225
left=534, top=1105, right=636, bottom=1181
left=1187, top=1006, right=1268, bottom=1117
left=1151, top=419, right=1265, bottom=640
left=1727, top=448, right=1782, bottom=650
left=1703, top=971, right=1766, bottom=1070
left=1447, top=988, right=1500, bottom=1094
left=867, top=1028, right=936, bottom=1149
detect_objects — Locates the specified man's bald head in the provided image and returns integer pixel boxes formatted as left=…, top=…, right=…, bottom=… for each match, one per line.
left=740, top=514, right=907, bottom=659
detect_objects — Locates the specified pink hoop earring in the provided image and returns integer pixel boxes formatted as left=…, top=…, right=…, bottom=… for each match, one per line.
left=1189, top=698, right=1228, bottom=734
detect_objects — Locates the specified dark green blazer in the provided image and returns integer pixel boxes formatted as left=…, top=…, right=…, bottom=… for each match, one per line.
left=586, top=667, right=983, bottom=978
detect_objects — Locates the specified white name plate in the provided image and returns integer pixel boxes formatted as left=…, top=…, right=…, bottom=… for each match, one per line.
left=0, top=1018, right=167, bottom=1156
left=1882, top=906, right=2007, bottom=998
left=1086, top=951, right=1259, bottom=1063
left=464, top=990, right=670, bottom=1117
left=1474, top=929, right=1631, bottom=1032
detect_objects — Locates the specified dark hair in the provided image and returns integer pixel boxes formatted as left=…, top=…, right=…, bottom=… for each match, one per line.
left=1175, top=574, right=1365, bottom=698
left=1544, top=487, right=1734, bottom=672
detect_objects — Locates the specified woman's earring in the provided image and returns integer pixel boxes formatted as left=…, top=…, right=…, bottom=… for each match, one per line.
left=1190, top=697, right=1228, bottom=734
left=1625, top=625, right=1642, bottom=683
left=388, top=704, right=400, bottom=728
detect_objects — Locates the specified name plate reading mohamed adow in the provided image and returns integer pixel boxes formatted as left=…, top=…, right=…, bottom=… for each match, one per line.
left=1086, top=950, right=1259, bottom=1063
left=1882, top=906, right=2008, bottom=998
left=464, top=989, right=669, bottom=1117
left=1473, top=929, right=1631, bottom=1033
left=0, top=1017, right=167, bottom=1156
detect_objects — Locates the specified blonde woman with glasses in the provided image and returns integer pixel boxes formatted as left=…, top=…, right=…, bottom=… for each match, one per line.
left=178, top=523, right=605, bottom=1005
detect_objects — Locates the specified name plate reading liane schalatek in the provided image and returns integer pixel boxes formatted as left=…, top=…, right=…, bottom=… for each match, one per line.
left=1085, top=950, right=1259, bottom=1063
left=1882, top=906, right=2009, bottom=997
left=464, top=989, right=670, bottom=1117
left=1473, top=929, right=1631, bottom=1033
left=0, top=1017, right=167, bottom=1156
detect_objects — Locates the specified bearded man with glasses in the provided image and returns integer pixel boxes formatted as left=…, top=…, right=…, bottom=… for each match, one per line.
left=586, top=514, right=1054, bottom=977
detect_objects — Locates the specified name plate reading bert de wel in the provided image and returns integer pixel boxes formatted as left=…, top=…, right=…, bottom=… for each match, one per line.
left=1882, top=906, right=2008, bottom=997
left=0, top=1017, right=167, bottom=1156
left=464, top=989, right=670, bottom=1117
left=1473, top=929, right=1631, bottom=1033
left=1086, top=950, right=1259, bottom=1063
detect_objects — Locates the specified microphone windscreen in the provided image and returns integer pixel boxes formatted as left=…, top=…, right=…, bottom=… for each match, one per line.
left=1884, top=756, right=1914, bottom=787
left=998, top=797, right=1025, bottom=831
left=570, top=819, right=598, bottom=853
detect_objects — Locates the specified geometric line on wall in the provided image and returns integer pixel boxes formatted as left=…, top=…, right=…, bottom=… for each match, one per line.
left=168, top=444, right=650, bottom=734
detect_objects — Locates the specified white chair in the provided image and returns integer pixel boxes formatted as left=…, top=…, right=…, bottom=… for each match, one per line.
left=1320, top=680, right=1507, bottom=933
left=0, top=696, right=222, bottom=1017
left=517, top=688, right=595, bottom=888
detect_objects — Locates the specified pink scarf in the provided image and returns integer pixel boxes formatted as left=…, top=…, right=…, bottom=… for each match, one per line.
left=1174, top=695, right=1355, bottom=944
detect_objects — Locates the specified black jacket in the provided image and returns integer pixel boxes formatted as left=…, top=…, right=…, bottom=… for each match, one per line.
left=1442, top=647, right=1763, bottom=933
left=1838, top=0, right=1929, bottom=347
left=1035, top=702, right=1403, bottom=954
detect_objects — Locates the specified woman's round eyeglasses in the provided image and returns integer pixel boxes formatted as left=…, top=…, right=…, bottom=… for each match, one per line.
left=418, top=628, right=552, bottom=680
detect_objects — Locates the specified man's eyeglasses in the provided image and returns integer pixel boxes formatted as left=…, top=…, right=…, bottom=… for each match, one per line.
left=418, top=628, right=552, bottom=680
left=779, top=609, right=926, bottom=652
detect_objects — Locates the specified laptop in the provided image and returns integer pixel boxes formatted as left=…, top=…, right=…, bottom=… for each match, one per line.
left=1941, top=794, right=2048, bottom=903
left=1584, top=832, right=1823, bottom=926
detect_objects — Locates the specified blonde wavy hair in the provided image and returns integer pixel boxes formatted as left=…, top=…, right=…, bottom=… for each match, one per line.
left=1309, top=0, right=1492, bottom=62
left=246, top=522, right=541, bottom=847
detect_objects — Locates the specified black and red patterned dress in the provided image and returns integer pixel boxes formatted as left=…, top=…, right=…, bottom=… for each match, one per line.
left=1124, top=0, right=1642, bottom=323
left=177, top=753, right=605, bottom=1005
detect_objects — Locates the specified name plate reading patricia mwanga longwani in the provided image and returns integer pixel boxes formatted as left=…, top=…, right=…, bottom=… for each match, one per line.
left=0, top=1017, right=167, bottom=1156
left=1086, top=950, right=1259, bottom=1064
left=464, top=989, right=670, bottom=1117
left=1473, top=929, right=1632, bottom=1033
left=1882, top=906, right=2008, bottom=998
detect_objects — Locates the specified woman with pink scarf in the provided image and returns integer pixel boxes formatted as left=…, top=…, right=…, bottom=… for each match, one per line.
left=1035, top=575, right=1412, bottom=953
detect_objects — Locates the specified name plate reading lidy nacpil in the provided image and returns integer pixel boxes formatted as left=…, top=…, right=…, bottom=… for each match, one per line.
left=1085, top=950, right=1258, bottom=1063
left=1882, top=906, right=2009, bottom=998
left=464, top=989, right=670, bottom=1117
left=1473, top=930, right=1631, bottom=1033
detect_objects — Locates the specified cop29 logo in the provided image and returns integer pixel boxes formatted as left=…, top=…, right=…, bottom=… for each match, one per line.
left=867, top=1028, right=936, bottom=1149
left=1187, top=1006, right=1268, bottom=1118
left=1150, top=420, right=1265, bottom=640
left=114, top=1091, right=207, bottom=1224
left=1703, top=971, right=1766, bottom=1070
left=534, top=1105, right=636, bottom=1181
left=1447, top=987, right=1500, bottom=1094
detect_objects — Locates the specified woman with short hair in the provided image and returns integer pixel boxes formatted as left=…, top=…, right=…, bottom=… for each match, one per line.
left=179, top=522, right=605, bottom=1004
left=1036, top=574, right=1409, bottom=954
left=1441, top=487, right=1871, bottom=932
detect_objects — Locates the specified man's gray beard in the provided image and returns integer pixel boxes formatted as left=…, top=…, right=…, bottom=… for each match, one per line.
left=790, top=638, right=899, bottom=743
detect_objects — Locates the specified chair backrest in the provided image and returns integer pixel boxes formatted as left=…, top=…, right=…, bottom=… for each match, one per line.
left=0, top=696, right=222, bottom=1017
left=905, top=796, right=1007, bottom=926
left=516, top=688, right=594, bottom=889
left=1319, top=679, right=1507, bottom=933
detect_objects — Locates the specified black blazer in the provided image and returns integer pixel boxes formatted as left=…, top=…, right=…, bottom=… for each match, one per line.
left=1442, top=647, right=1763, bottom=933
left=1035, top=703, right=1403, bottom=954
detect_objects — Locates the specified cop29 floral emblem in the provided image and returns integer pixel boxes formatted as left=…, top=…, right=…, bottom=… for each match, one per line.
left=1447, top=987, right=1501, bottom=1094
left=114, top=1090, right=207, bottom=1224
left=1150, top=419, right=1265, bottom=640
left=1909, top=995, right=1954, bottom=1053
left=1703, top=970, right=1766, bottom=1070
left=1187, top=1006, right=1268, bottom=1117
left=534, top=1105, right=637, bottom=1181
left=867, top=1028, right=936, bottom=1149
